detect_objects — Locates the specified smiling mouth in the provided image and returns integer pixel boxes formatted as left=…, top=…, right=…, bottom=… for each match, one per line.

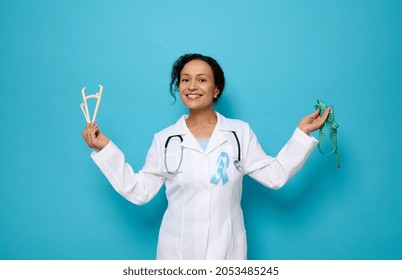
left=186, top=94, right=203, bottom=100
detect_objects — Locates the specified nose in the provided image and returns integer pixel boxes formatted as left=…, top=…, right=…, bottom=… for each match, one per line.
left=188, top=79, right=198, bottom=91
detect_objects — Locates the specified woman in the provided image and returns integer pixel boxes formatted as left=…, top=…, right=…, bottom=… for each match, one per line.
left=82, top=53, right=330, bottom=260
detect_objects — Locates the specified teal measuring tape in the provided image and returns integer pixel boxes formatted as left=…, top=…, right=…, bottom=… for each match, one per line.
left=314, top=100, right=340, bottom=168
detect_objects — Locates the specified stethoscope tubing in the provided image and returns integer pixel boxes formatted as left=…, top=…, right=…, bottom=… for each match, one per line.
left=164, top=131, right=242, bottom=175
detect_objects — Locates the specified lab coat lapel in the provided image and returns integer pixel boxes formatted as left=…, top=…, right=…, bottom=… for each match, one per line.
left=173, top=115, right=204, bottom=153
left=182, top=136, right=203, bottom=152
left=205, top=113, right=231, bottom=155
left=172, top=113, right=234, bottom=154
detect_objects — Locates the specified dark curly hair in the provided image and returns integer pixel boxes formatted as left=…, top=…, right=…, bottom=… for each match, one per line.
left=169, top=53, right=225, bottom=104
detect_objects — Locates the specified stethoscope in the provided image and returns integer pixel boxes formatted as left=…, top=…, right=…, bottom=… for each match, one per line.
left=164, top=131, right=242, bottom=175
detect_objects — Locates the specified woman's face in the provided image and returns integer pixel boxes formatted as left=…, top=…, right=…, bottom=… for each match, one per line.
left=179, top=59, right=219, bottom=111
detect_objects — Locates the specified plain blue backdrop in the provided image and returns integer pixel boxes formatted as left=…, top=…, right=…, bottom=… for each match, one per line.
left=1, top=0, right=401, bottom=259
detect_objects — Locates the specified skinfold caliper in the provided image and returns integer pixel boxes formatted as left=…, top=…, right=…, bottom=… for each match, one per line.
left=80, top=85, right=103, bottom=123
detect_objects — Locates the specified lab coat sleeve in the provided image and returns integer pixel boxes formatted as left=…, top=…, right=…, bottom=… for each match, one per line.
left=244, top=126, right=317, bottom=190
left=90, top=136, right=166, bottom=205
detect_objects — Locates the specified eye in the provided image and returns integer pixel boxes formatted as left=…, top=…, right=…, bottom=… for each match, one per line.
left=198, top=78, right=207, bottom=83
left=181, top=78, right=189, bottom=83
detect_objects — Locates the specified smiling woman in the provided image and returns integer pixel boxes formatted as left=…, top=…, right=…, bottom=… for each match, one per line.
left=179, top=60, right=220, bottom=113
left=81, top=53, right=330, bottom=260
left=170, top=53, right=225, bottom=104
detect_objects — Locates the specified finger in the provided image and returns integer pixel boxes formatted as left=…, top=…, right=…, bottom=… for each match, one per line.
left=92, top=125, right=100, bottom=143
left=309, top=109, right=321, bottom=119
left=84, top=129, right=93, bottom=147
left=316, top=110, right=331, bottom=127
left=320, top=107, right=331, bottom=122
left=91, top=124, right=102, bottom=146
left=88, top=124, right=98, bottom=141
left=82, top=124, right=93, bottom=143
left=85, top=123, right=97, bottom=146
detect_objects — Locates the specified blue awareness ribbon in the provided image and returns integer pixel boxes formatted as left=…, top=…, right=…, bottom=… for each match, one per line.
left=210, top=152, right=230, bottom=186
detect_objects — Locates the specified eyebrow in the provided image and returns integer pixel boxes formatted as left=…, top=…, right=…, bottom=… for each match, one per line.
left=180, top=73, right=209, bottom=77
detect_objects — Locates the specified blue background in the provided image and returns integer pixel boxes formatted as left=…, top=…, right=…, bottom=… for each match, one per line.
left=1, top=0, right=401, bottom=260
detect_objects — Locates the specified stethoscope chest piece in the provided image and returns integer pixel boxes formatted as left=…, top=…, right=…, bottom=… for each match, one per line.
left=233, top=160, right=243, bottom=171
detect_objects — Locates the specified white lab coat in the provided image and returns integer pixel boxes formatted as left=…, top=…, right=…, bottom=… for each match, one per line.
left=91, top=112, right=317, bottom=260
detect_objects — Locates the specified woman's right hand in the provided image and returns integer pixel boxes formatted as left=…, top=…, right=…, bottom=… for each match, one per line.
left=82, top=123, right=110, bottom=150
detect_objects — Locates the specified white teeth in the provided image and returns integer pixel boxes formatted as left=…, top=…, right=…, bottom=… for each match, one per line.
left=187, top=94, right=202, bottom=99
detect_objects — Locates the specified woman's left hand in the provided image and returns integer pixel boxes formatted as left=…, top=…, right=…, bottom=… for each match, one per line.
left=298, top=108, right=331, bottom=135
